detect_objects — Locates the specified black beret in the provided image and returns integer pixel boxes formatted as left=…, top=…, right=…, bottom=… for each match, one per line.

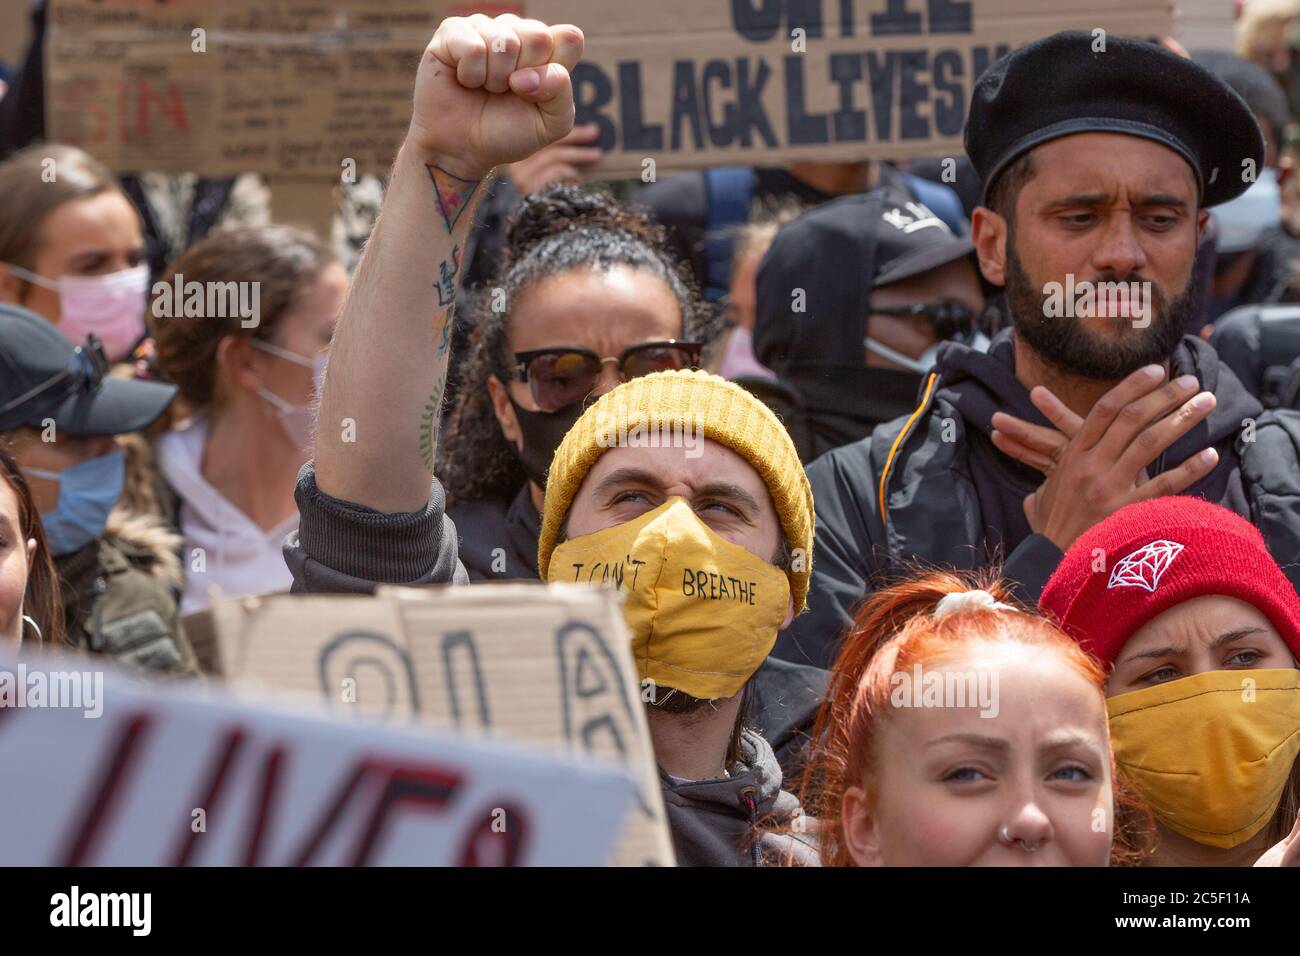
left=965, top=31, right=1265, bottom=209
left=1192, top=48, right=1289, bottom=144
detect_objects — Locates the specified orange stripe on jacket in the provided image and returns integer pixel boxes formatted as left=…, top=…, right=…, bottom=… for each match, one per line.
left=877, top=371, right=939, bottom=527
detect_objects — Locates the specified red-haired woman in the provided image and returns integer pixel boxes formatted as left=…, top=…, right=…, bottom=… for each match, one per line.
left=1041, top=496, right=1300, bottom=867
left=790, top=570, right=1150, bottom=866
left=0, top=449, right=63, bottom=647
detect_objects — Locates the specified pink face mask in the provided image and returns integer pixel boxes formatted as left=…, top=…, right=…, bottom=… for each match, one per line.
left=717, top=326, right=776, bottom=381
left=3, top=263, right=150, bottom=362
left=249, top=338, right=326, bottom=452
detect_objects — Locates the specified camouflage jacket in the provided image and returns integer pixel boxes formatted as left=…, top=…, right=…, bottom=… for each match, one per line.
left=56, top=514, right=198, bottom=677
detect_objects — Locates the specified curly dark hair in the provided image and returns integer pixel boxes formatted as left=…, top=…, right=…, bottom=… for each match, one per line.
left=438, top=184, right=722, bottom=507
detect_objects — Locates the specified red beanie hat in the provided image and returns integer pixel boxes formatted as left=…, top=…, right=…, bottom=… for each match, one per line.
left=1040, top=496, right=1300, bottom=667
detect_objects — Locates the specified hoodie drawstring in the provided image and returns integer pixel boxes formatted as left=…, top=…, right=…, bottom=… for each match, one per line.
left=740, top=786, right=761, bottom=867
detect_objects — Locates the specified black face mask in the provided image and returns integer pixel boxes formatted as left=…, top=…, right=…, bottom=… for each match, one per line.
left=778, top=363, right=926, bottom=457
left=507, top=396, right=587, bottom=488
left=1213, top=250, right=1250, bottom=278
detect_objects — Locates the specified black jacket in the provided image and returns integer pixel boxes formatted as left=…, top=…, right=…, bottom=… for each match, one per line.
left=448, top=485, right=541, bottom=581
left=1212, top=226, right=1300, bottom=320
left=778, top=329, right=1300, bottom=670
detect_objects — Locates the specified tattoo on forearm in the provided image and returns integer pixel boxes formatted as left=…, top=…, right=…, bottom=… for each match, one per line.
left=438, top=305, right=454, bottom=357
left=419, top=163, right=478, bottom=471
left=435, top=244, right=461, bottom=310
left=423, top=297, right=455, bottom=469
left=419, top=377, right=446, bottom=471
left=426, top=164, right=480, bottom=234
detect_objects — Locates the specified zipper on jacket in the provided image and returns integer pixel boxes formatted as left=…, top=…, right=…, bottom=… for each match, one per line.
left=740, top=786, right=761, bottom=867
left=878, top=371, right=939, bottom=528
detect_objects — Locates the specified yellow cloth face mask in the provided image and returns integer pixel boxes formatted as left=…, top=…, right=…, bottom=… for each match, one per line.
left=1107, top=668, right=1300, bottom=849
left=547, top=498, right=791, bottom=701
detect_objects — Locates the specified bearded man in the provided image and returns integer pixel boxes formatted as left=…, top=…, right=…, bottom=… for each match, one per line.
left=777, top=31, right=1300, bottom=670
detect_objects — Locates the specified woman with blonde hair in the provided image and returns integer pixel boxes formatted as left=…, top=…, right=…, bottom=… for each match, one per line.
left=1237, top=0, right=1300, bottom=77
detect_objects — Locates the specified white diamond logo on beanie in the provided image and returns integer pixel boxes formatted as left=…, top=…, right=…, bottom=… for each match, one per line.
left=1107, top=540, right=1186, bottom=593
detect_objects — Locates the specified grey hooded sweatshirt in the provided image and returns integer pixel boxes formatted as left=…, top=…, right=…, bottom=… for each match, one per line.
left=661, top=728, right=819, bottom=867
left=283, top=462, right=818, bottom=866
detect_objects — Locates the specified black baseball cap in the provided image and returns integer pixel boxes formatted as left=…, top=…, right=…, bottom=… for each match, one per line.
left=871, top=195, right=976, bottom=288
left=754, top=186, right=975, bottom=369
left=0, top=304, right=176, bottom=436
left=966, top=31, right=1264, bottom=208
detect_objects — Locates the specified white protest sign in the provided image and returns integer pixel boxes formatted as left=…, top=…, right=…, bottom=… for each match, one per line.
left=211, top=583, right=676, bottom=867
left=0, top=652, right=635, bottom=866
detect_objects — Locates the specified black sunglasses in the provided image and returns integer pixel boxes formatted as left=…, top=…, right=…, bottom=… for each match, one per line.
left=871, top=302, right=976, bottom=342
left=512, top=340, right=703, bottom=412
left=0, top=335, right=109, bottom=416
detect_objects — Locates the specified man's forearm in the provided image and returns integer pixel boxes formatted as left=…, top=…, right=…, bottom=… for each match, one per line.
left=316, top=140, right=489, bottom=512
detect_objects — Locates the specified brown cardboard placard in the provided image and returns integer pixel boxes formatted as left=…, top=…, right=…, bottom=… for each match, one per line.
left=0, top=0, right=33, bottom=67
left=178, top=606, right=219, bottom=676
left=211, top=582, right=675, bottom=867
left=44, top=0, right=520, bottom=177
left=268, top=176, right=339, bottom=239
left=47, top=1, right=1176, bottom=180
left=1176, top=0, right=1236, bottom=53
left=528, top=0, right=1176, bottom=177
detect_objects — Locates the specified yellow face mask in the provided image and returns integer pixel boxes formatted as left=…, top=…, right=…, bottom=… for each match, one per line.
left=1107, top=668, right=1300, bottom=849
left=547, top=498, right=791, bottom=701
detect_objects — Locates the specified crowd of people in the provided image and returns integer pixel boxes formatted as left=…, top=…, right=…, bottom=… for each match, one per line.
left=1, top=5, right=1300, bottom=867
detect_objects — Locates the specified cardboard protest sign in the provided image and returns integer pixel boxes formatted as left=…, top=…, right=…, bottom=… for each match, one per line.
left=44, top=0, right=520, bottom=177
left=0, top=651, right=636, bottom=865
left=211, top=583, right=676, bottom=867
left=1176, top=0, right=1236, bottom=53
left=528, top=0, right=1176, bottom=176
left=0, top=0, right=32, bottom=67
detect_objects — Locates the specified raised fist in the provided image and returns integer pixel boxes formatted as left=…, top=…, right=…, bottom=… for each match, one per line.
left=408, top=14, right=585, bottom=180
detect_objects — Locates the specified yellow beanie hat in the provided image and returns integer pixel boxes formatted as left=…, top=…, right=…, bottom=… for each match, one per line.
left=537, top=369, right=814, bottom=612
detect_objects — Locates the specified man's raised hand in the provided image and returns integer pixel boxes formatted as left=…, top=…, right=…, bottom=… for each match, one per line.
left=408, top=14, right=584, bottom=180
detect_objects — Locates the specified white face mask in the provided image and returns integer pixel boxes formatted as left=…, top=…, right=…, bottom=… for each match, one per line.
left=864, top=331, right=991, bottom=373
left=3, top=262, right=149, bottom=362
left=248, top=339, right=326, bottom=452
left=1212, top=167, right=1282, bottom=254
